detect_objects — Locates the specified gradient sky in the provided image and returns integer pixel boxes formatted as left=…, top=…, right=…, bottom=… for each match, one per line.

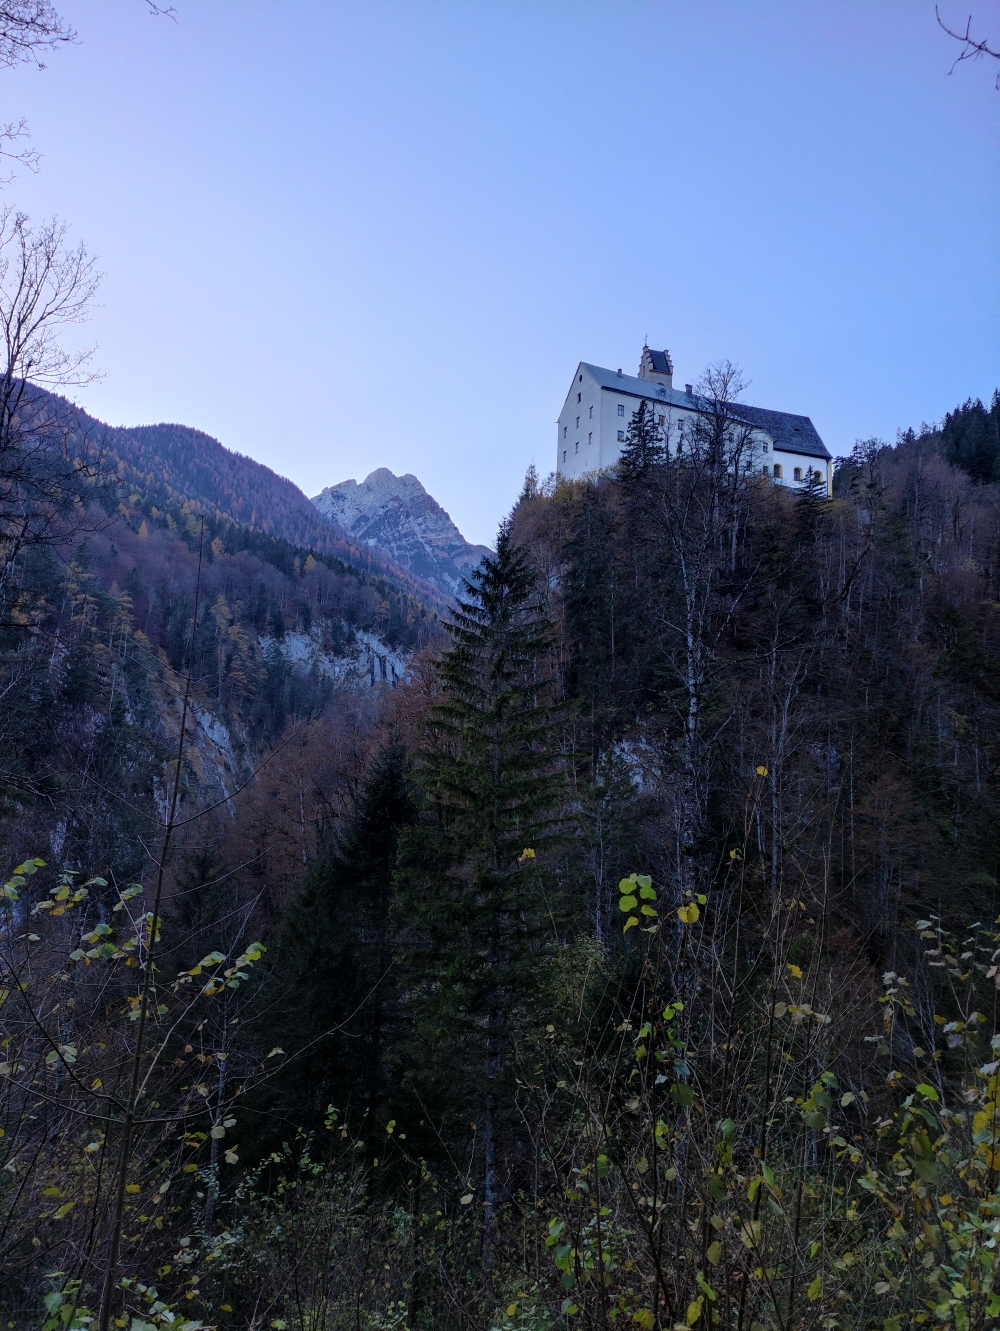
left=3, top=1, right=997, bottom=546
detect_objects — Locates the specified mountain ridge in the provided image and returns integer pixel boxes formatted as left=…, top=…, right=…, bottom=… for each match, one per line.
left=312, top=466, right=492, bottom=597
left=21, top=388, right=450, bottom=606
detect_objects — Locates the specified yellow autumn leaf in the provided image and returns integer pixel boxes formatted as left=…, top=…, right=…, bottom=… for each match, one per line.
left=806, top=1275, right=822, bottom=1301
left=685, top=1297, right=704, bottom=1326
left=125, top=1183, right=140, bottom=1193
left=677, top=902, right=700, bottom=924
left=756, top=765, right=768, bottom=776
left=787, top=963, right=803, bottom=979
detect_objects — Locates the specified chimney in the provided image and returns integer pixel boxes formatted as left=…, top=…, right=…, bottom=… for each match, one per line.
left=617, top=368, right=622, bottom=375
left=685, top=383, right=693, bottom=396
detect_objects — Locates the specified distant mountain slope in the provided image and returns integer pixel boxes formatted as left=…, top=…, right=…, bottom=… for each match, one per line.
left=312, top=468, right=492, bottom=597
left=26, top=389, right=446, bottom=604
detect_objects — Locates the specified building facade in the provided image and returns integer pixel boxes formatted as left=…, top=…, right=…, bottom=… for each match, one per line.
left=556, top=346, right=832, bottom=494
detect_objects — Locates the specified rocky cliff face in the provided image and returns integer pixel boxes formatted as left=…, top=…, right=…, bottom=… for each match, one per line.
left=312, top=468, right=492, bottom=597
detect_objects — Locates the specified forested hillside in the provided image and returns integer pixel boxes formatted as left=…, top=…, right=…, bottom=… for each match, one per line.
left=4, top=386, right=1000, bottom=1331
left=29, top=386, right=446, bottom=602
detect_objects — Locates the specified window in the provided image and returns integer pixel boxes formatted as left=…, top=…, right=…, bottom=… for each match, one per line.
left=658, top=414, right=665, bottom=425
left=577, top=392, right=581, bottom=404
left=588, top=431, right=593, bottom=445
left=761, top=441, right=769, bottom=453
left=563, top=426, right=567, bottom=438
left=589, top=405, right=593, bottom=418
left=576, top=416, right=580, bottom=428
left=562, top=450, right=567, bottom=463
left=773, top=463, right=783, bottom=479
left=617, top=404, right=625, bottom=417
left=575, top=441, right=579, bottom=453
left=793, top=467, right=803, bottom=482
left=617, top=429, right=625, bottom=442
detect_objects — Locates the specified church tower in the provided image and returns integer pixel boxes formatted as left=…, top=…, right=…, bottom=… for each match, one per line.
left=638, top=344, right=673, bottom=387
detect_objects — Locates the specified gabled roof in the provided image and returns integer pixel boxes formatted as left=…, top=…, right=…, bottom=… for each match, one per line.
left=729, top=404, right=831, bottom=461
left=582, top=363, right=685, bottom=404
left=580, top=363, right=830, bottom=461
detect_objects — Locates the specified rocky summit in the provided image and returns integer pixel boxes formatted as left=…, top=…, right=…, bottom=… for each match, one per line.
left=312, top=467, right=492, bottom=597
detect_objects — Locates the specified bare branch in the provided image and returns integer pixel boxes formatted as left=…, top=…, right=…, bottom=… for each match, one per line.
left=936, top=5, right=1000, bottom=87
left=0, top=1, right=75, bottom=70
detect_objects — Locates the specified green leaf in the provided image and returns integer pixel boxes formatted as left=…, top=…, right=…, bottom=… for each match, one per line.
left=619, top=895, right=637, bottom=911
left=639, top=885, right=656, bottom=899
left=670, top=1083, right=694, bottom=1106
left=915, top=1082, right=939, bottom=1101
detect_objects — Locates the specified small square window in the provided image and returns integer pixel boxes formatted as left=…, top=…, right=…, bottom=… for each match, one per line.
left=617, top=404, right=625, bottom=417
left=617, top=429, right=625, bottom=442
left=773, top=463, right=782, bottom=479
left=793, top=467, right=802, bottom=482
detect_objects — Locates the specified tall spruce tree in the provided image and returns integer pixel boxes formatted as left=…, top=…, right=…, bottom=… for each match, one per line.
left=397, top=522, right=564, bottom=1268
left=260, top=741, right=415, bottom=1140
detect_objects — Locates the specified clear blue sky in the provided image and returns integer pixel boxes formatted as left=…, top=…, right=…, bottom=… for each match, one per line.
left=5, top=1, right=997, bottom=546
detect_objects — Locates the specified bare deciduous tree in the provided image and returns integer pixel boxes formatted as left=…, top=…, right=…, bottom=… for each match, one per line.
left=0, top=207, right=104, bottom=587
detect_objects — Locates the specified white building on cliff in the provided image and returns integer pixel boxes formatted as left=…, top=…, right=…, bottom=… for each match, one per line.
left=557, top=346, right=832, bottom=495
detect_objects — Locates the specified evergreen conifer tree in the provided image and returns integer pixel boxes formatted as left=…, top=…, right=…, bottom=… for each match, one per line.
left=397, top=522, right=564, bottom=1266
left=615, top=398, right=664, bottom=482
left=261, top=741, right=415, bottom=1139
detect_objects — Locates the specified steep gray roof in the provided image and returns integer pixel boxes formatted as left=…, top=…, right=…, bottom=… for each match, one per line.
left=582, top=363, right=687, bottom=405
left=729, top=404, right=831, bottom=461
left=645, top=348, right=672, bottom=374
left=580, top=362, right=830, bottom=461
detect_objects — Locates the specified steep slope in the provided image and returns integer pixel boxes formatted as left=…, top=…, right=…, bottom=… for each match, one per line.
left=23, top=388, right=445, bottom=605
left=312, top=468, right=492, bottom=597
